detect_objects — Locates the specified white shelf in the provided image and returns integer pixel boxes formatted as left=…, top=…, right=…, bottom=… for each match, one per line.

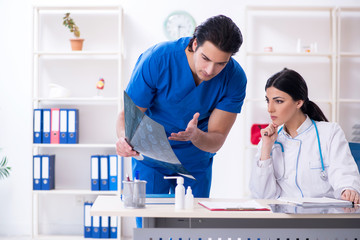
left=339, top=52, right=360, bottom=57
left=32, top=3, right=123, bottom=238
left=246, top=52, right=332, bottom=57
left=34, top=97, right=119, bottom=104
left=33, top=189, right=119, bottom=195
left=33, top=235, right=85, bottom=240
left=245, top=98, right=333, bottom=104
left=338, top=99, right=360, bottom=103
left=33, top=143, right=116, bottom=148
left=35, top=51, right=120, bottom=55
left=246, top=6, right=334, bottom=11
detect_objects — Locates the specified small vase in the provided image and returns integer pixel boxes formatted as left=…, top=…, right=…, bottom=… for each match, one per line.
left=70, top=38, right=85, bottom=51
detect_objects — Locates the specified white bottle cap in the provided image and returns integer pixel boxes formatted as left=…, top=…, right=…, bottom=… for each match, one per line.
left=164, top=176, right=184, bottom=184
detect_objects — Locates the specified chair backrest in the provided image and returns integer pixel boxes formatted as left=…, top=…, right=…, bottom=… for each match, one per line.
left=349, top=142, right=360, bottom=171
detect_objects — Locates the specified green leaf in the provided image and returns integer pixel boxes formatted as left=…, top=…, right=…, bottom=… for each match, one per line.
left=0, top=156, right=11, bottom=179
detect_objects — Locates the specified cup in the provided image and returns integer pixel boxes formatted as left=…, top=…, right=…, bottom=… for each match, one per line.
left=122, top=180, right=147, bottom=208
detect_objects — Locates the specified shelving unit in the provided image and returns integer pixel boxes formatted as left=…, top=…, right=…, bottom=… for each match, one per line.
left=32, top=2, right=123, bottom=239
left=242, top=5, right=360, bottom=197
left=337, top=7, right=360, bottom=142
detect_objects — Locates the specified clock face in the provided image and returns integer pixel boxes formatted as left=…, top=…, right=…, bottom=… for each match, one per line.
left=164, top=11, right=196, bottom=40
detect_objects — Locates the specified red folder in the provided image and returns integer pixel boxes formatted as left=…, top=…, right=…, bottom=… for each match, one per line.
left=50, top=108, right=60, bottom=144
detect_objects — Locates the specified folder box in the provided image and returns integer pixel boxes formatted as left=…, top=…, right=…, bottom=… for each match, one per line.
left=92, top=216, right=101, bottom=238
left=109, top=155, right=118, bottom=191
left=33, top=109, right=43, bottom=143
left=110, top=216, right=117, bottom=238
left=59, top=109, right=68, bottom=144
left=67, top=109, right=79, bottom=144
left=84, top=202, right=93, bottom=238
left=33, top=155, right=42, bottom=190
left=91, top=155, right=100, bottom=191
left=42, top=109, right=51, bottom=144
left=100, top=156, right=109, bottom=191
left=100, top=216, right=110, bottom=238
left=41, top=155, right=55, bottom=190
left=50, top=108, right=60, bottom=144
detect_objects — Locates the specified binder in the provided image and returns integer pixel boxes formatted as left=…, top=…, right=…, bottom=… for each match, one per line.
left=92, top=216, right=101, bottom=238
left=68, top=109, right=79, bottom=143
left=50, top=108, right=60, bottom=144
left=100, top=216, right=109, bottom=238
left=59, top=109, right=68, bottom=144
left=42, top=109, right=51, bottom=144
left=84, top=202, right=92, bottom=238
left=109, top=155, right=118, bottom=191
left=33, top=109, right=42, bottom=143
left=91, top=155, right=100, bottom=191
left=41, top=155, right=55, bottom=190
left=100, top=156, right=109, bottom=191
left=109, top=216, right=117, bottom=238
left=33, top=155, right=42, bottom=190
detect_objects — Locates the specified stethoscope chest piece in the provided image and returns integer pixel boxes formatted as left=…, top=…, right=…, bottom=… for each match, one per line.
left=320, top=170, right=328, bottom=181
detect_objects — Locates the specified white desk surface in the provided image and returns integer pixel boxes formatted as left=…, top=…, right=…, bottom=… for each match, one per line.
left=90, top=196, right=360, bottom=219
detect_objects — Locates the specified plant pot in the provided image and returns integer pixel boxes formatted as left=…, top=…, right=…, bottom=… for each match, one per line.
left=70, top=38, right=85, bottom=51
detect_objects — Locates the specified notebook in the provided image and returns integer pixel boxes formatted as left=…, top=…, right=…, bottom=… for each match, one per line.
left=278, top=197, right=353, bottom=208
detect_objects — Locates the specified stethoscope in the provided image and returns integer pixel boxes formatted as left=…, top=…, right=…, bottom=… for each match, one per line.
left=273, top=119, right=328, bottom=181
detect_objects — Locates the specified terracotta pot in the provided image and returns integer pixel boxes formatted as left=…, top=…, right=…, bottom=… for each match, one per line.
left=70, top=38, right=85, bottom=51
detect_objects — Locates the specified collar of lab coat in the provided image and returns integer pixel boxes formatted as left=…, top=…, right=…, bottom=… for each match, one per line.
left=282, top=115, right=313, bottom=138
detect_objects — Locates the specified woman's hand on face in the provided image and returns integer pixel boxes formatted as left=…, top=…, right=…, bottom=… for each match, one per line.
left=259, top=123, right=278, bottom=160
left=341, top=189, right=360, bottom=204
left=261, top=123, right=278, bottom=145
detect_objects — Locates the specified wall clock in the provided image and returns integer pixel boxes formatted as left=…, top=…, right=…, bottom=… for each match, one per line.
left=164, top=11, right=196, bottom=40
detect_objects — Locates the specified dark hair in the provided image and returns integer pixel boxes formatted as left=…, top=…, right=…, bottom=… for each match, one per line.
left=187, top=15, right=243, bottom=55
left=265, top=68, right=328, bottom=122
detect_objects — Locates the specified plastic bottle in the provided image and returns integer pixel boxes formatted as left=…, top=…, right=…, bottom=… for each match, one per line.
left=164, top=176, right=185, bottom=210
left=184, top=186, right=194, bottom=210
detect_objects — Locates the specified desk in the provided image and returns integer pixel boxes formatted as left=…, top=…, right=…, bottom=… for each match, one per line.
left=91, top=196, right=360, bottom=240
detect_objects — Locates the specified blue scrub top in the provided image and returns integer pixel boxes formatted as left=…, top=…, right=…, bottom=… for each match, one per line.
left=126, top=37, right=247, bottom=181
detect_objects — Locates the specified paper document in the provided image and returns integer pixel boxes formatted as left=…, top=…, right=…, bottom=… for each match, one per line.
left=269, top=204, right=360, bottom=214
left=278, top=197, right=353, bottom=208
left=124, top=91, right=194, bottom=179
left=198, top=200, right=270, bottom=211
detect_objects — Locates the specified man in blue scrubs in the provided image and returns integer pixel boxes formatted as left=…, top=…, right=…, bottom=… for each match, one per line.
left=116, top=15, right=247, bottom=198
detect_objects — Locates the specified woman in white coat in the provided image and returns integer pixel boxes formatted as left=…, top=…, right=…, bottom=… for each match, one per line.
left=249, top=68, right=360, bottom=204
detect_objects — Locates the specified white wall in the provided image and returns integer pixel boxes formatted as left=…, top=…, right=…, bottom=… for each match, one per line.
left=1, top=0, right=360, bottom=238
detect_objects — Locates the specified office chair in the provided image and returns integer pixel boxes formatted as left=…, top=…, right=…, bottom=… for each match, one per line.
left=349, top=142, right=360, bottom=171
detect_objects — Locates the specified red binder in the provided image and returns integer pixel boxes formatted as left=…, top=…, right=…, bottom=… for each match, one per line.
left=50, top=108, right=60, bottom=144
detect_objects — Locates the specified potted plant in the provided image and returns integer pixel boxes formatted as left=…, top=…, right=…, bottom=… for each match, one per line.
left=0, top=150, right=11, bottom=180
left=63, top=13, right=84, bottom=51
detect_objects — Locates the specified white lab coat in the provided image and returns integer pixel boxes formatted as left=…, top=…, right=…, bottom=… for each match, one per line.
left=249, top=116, right=360, bottom=199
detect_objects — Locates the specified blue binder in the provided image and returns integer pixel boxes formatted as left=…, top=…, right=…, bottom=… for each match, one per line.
left=59, top=109, right=68, bottom=144
left=41, top=155, right=55, bottom=190
left=100, top=156, right=109, bottom=191
left=109, top=216, right=117, bottom=238
left=33, top=155, right=42, bottom=190
left=100, top=216, right=110, bottom=238
left=92, top=216, right=101, bottom=238
left=84, top=202, right=93, bottom=238
left=109, top=155, right=118, bottom=191
left=67, top=109, right=79, bottom=144
left=91, top=155, right=100, bottom=191
left=42, top=109, right=51, bottom=144
left=33, top=109, right=42, bottom=143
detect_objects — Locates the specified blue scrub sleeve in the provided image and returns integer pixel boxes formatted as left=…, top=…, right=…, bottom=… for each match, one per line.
left=126, top=50, right=159, bottom=109
left=215, top=65, right=247, bottom=113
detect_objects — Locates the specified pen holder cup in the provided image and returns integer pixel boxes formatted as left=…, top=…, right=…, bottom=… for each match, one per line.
left=122, top=180, right=147, bottom=208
